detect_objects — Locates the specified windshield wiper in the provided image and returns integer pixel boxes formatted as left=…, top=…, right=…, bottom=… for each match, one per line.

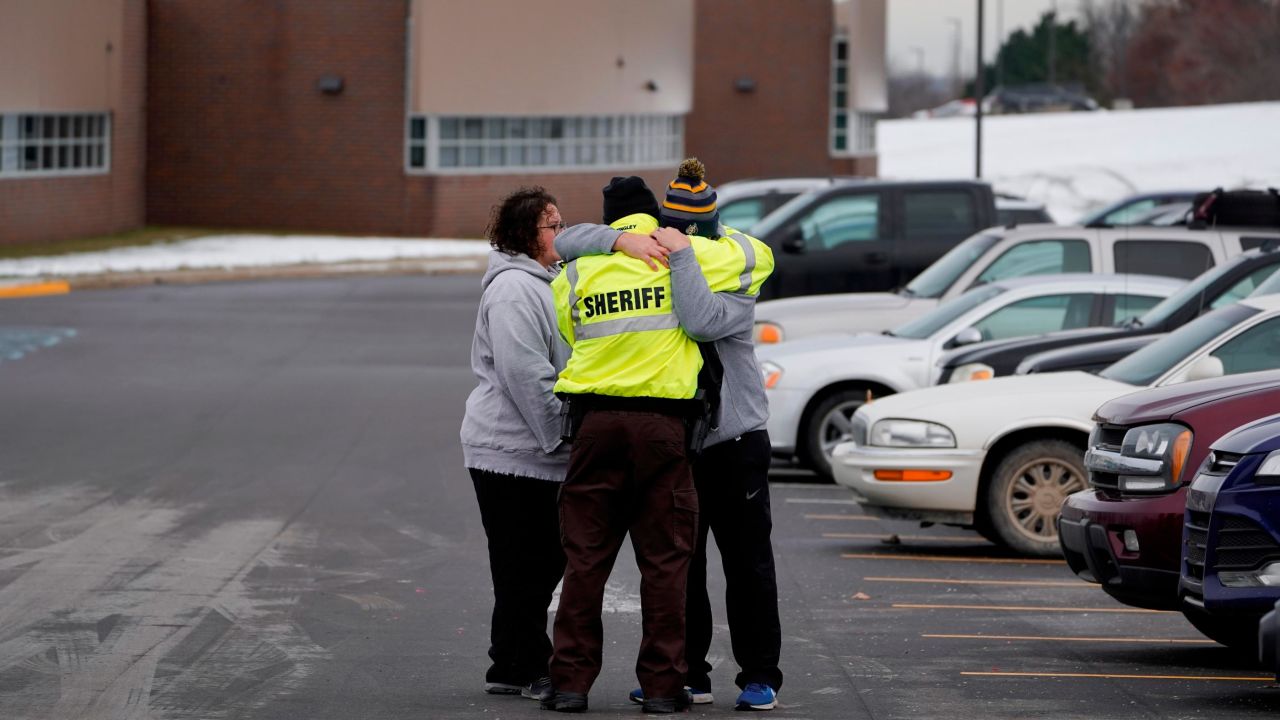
left=1123, top=316, right=1144, bottom=329
left=897, top=286, right=916, bottom=297
left=881, top=329, right=896, bottom=336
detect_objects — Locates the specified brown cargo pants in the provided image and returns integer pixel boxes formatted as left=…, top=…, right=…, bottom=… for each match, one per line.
left=549, top=408, right=699, bottom=701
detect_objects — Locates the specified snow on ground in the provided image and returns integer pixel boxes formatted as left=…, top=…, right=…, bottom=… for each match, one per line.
left=0, top=235, right=489, bottom=278
left=879, top=101, right=1280, bottom=223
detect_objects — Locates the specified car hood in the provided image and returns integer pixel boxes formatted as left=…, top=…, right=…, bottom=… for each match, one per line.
left=1212, top=412, right=1280, bottom=455
left=1094, top=369, right=1280, bottom=426
left=855, top=372, right=1136, bottom=448
left=755, top=292, right=914, bottom=322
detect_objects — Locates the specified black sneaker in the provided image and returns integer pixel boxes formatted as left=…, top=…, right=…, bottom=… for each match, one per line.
left=523, top=676, right=553, bottom=702
left=642, top=689, right=693, bottom=714
left=541, top=690, right=588, bottom=713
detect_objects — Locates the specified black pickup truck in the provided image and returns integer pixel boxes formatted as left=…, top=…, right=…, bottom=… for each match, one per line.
left=752, top=180, right=1001, bottom=300
left=936, top=243, right=1280, bottom=382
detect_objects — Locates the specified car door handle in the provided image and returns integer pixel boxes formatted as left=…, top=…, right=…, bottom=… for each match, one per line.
left=865, top=251, right=888, bottom=264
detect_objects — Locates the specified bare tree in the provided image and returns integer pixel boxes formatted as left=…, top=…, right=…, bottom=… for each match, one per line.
left=1080, top=0, right=1140, bottom=104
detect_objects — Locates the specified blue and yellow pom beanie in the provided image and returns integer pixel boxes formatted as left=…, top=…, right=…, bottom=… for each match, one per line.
left=659, top=158, right=721, bottom=238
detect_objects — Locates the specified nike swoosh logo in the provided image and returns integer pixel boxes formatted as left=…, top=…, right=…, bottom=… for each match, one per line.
left=746, top=489, right=761, bottom=500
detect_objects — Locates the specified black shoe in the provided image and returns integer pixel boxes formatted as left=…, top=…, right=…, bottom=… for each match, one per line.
left=642, top=689, right=693, bottom=714
left=523, top=676, right=554, bottom=702
left=541, top=690, right=588, bottom=713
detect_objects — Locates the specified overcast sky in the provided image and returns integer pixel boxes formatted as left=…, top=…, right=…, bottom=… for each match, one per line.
left=887, top=0, right=1080, bottom=77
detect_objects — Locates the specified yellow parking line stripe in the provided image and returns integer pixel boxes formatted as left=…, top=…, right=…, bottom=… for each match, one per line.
left=962, top=671, right=1271, bottom=682
left=842, top=552, right=1065, bottom=565
left=0, top=281, right=70, bottom=299
left=925, top=633, right=1215, bottom=644
left=893, top=603, right=1171, bottom=613
left=825, top=533, right=977, bottom=543
left=805, top=514, right=877, bottom=521
left=865, top=577, right=1088, bottom=587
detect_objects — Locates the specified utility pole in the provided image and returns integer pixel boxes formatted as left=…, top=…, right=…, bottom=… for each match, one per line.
left=976, top=0, right=985, bottom=178
left=1047, top=0, right=1057, bottom=85
left=946, top=17, right=962, bottom=98
left=996, top=0, right=1004, bottom=89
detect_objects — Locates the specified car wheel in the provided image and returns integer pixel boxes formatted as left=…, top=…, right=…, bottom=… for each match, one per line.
left=804, top=389, right=873, bottom=481
left=1182, top=606, right=1259, bottom=650
left=984, top=439, right=1086, bottom=556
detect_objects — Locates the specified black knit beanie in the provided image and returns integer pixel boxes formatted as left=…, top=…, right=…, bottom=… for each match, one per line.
left=602, top=176, right=660, bottom=224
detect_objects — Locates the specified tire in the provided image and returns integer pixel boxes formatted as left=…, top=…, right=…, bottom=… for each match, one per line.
left=984, top=439, right=1087, bottom=556
left=1182, top=606, right=1260, bottom=650
left=803, top=389, right=877, bottom=481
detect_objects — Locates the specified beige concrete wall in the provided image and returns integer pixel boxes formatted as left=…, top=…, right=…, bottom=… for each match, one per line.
left=0, top=0, right=126, bottom=110
left=409, top=0, right=693, bottom=116
left=836, top=0, right=888, bottom=112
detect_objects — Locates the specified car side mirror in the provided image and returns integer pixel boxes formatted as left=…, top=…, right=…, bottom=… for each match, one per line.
left=951, top=327, right=984, bottom=348
left=1180, top=354, right=1225, bottom=383
left=781, top=228, right=806, bottom=254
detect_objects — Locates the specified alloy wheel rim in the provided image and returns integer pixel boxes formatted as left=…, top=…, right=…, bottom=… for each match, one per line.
left=1002, top=457, right=1085, bottom=542
left=818, top=400, right=865, bottom=461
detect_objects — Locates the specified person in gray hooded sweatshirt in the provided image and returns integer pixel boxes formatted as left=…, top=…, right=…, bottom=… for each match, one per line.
left=460, top=186, right=570, bottom=701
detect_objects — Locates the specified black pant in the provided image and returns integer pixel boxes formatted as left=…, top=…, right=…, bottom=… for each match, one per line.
left=685, top=430, right=783, bottom=692
left=471, top=469, right=567, bottom=685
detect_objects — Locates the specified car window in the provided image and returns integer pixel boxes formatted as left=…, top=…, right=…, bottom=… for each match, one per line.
left=1210, top=264, right=1280, bottom=309
left=903, top=232, right=1002, bottom=298
left=719, top=198, right=766, bottom=231
left=1112, top=293, right=1165, bottom=324
left=799, top=193, right=880, bottom=251
left=1210, top=316, right=1280, bottom=376
left=890, top=285, right=1004, bottom=340
left=975, top=239, right=1091, bottom=285
left=903, top=191, right=978, bottom=239
left=970, top=294, right=1095, bottom=341
left=1242, top=237, right=1279, bottom=251
left=1114, top=240, right=1214, bottom=280
left=1103, top=199, right=1158, bottom=225
left=1100, top=303, right=1260, bottom=385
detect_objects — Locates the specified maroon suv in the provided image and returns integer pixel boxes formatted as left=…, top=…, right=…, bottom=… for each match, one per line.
left=1059, top=370, right=1280, bottom=610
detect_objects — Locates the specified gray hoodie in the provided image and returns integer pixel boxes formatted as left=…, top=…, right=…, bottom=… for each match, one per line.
left=556, top=223, right=768, bottom=448
left=460, top=250, right=571, bottom=482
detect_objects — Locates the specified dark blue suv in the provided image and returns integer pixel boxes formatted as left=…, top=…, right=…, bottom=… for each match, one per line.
left=1181, top=412, right=1280, bottom=650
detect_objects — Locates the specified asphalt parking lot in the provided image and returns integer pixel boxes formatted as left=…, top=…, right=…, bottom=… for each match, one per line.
left=0, top=275, right=1276, bottom=719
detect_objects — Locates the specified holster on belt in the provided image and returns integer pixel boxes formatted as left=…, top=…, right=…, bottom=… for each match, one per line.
left=558, top=393, right=587, bottom=443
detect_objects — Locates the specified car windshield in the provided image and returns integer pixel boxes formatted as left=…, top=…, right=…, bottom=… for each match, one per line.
left=1099, top=303, right=1260, bottom=386
left=751, top=190, right=821, bottom=240
left=1252, top=267, right=1280, bottom=297
left=889, top=285, right=1005, bottom=340
left=902, top=233, right=1003, bottom=298
left=1133, top=256, right=1249, bottom=326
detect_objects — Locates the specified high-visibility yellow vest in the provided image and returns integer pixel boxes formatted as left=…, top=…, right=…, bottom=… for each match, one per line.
left=552, top=214, right=773, bottom=399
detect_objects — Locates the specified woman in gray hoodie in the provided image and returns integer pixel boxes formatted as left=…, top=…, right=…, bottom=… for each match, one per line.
left=460, top=187, right=570, bottom=700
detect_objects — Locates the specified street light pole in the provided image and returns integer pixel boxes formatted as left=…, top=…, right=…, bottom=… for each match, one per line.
left=975, top=0, right=984, bottom=179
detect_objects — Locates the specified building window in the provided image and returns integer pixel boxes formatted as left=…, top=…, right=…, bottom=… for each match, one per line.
left=406, top=114, right=683, bottom=174
left=0, top=113, right=111, bottom=178
left=831, top=37, right=876, bottom=156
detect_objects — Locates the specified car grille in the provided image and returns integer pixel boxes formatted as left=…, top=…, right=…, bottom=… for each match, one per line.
left=1214, top=514, right=1280, bottom=571
left=1184, top=509, right=1210, bottom=583
left=1087, top=423, right=1129, bottom=492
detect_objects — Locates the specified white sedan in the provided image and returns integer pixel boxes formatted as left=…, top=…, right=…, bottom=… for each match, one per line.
left=759, top=274, right=1181, bottom=478
left=832, top=293, right=1280, bottom=555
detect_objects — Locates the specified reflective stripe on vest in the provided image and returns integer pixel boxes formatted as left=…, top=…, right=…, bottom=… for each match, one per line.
left=727, top=232, right=756, bottom=293
left=564, top=259, right=678, bottom=341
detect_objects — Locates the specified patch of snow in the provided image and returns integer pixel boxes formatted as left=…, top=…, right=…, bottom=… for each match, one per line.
left=879, top=101, right=1280, bottom=223
left=0, top=235, right=489, bottom=278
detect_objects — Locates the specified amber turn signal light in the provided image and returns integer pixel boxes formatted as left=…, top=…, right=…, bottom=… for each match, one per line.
left=873, top=469, right=953, bottom=482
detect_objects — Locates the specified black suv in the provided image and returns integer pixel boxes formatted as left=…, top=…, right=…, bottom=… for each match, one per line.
left=752, top=180, right=999, bottom=300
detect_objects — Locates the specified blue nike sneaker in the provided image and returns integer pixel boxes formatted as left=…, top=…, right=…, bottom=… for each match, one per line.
left=735, top=683, right=776, bottom=711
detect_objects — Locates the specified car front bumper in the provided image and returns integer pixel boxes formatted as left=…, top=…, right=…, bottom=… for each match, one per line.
left=1057, top=488, right=1186, bottom=611
left=830, top=442, right=985, bottom=523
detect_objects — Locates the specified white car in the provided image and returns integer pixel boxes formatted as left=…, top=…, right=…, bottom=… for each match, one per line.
left=753, top=225, right=1271, bottom=344
left=759, top=274, right=1181, bottom=478
left=831, top=293, right=1280, bottom=555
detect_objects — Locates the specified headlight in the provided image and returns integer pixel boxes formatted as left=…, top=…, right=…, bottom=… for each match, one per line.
left=949, top=362, right=995, bottom=383
left=1257, top=450, right=1280, bottom=482
left=760, top=361, right=783, bottom=390
left=1117, top=422, right=1192, bottom=492
left=755, top=322, right=784, bottom=344
left=869, top=419, right=956, bottom=448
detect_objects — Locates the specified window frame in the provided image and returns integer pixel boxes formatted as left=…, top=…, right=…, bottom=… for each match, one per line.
left=0, top=111, right=112, bottom=179
left=405, top=114, right=684, bottom=175
left=828, top=35, right=877, bottom=157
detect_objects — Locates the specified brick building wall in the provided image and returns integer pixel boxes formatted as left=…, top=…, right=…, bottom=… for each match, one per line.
left=0, top=0, right=146, bottom=246
left=685, top=0, right=838, bottom=184
left=146, top=0, right=431, bottom=235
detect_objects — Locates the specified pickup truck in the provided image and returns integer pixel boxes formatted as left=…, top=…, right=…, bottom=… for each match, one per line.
left=754, top=225, right=1276, bottom=344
